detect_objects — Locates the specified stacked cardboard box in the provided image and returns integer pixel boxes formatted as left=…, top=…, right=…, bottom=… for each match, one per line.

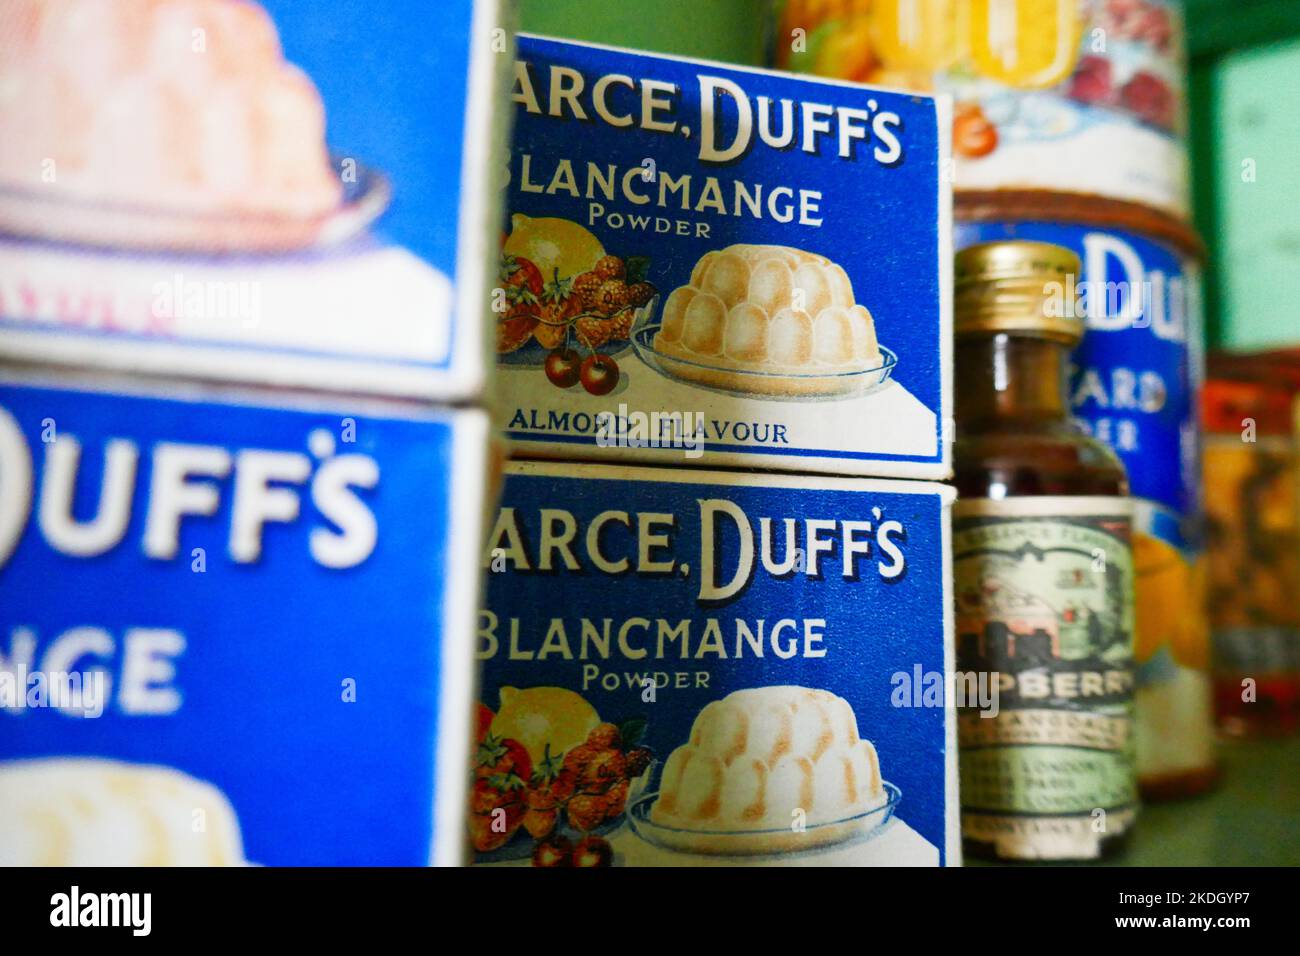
left=472, top=35, right=957, bottom=867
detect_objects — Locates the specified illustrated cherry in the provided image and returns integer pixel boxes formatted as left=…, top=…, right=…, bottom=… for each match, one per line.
left=544, top=347, right=582, bottom=388
left=571, top=835, right=613, bottom=868
left=580, top=353, right=620, bottom=395
left=531, top=836, right=573, bottom=868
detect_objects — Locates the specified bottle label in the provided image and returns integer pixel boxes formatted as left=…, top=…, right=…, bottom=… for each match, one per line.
left=954, top=218, right=1213, bottom=783
left=953, top=496, right=1136, bottom=860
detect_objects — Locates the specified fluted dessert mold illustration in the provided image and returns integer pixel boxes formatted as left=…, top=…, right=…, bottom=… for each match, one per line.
left=0, top=758, right=245, bottom=866
left=631, top=686, right=896, bottom=855
left=0, top=0, right=387, bottom=251
left=643, top=244, right=894, bottom=398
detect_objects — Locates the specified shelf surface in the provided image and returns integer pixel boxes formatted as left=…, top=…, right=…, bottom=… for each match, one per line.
left=970, top=737, right=1300, bottom=866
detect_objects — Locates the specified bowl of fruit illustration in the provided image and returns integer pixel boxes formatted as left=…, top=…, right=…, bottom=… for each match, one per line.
left=467, top=686, right=654, bottom=867
left=494, top=215, right=659, bottom=395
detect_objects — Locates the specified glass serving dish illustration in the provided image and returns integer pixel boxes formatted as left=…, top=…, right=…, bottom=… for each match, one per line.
left=626, top=781, right=901, bottom=856
left=0, top=160, right=389, bottom=255
left=633, top=324, right=898, bottom=400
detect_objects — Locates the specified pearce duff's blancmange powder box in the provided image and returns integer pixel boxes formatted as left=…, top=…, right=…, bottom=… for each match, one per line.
left=0, top=373, right=489, bottom=865
left=493, top=35, right=952, bottom=479
left=470, top=462, right=958, bottom=867
left=0, top=0, right=509, bottom=403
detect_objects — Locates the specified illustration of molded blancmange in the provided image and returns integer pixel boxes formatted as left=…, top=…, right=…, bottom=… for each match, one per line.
left=653, top=244, right=884, bottom=397
left=650, top=686, right=886, bottom=852
left=0, top=0, right=341, bottom=219
left=0, top=758, right=245, bottom=866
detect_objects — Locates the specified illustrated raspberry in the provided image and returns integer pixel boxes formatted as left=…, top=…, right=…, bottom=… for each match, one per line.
left=595, top=279, right=630, bottom=314
left=573, top=270, right=603, bottom=308
left=587, top=723, right=621, bottom=749
left=593, top=255, right=625, bottom=281
left=574, top=315, right=613, bottom=350
left=608, top=309, right=635, bottom=341
left=627, top=281, right=656, bottom=308
left=565, top=794, right=605, bottom=832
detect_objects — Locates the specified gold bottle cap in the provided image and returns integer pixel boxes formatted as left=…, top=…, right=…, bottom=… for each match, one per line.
left=954, top=240, right=1084, bottom=343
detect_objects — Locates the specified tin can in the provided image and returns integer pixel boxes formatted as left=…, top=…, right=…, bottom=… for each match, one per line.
left=1202, top=362, right=1300, bottom=737
left=773, top=0, right=1191, bottom=220
left=471, top=461, right=959, bottom=866
left=955, top=208, right=1217, bottom=796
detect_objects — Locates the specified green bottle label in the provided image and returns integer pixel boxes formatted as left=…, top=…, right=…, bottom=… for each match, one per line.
left=953, top=497, right=1137, bottom=860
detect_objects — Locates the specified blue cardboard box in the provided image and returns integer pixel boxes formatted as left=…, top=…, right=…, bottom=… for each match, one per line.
left=471, top=461, right=958, bottom=866
left=0, top=373, right=488, bottom=865
left=0, top=0, right=510, bottom=401
left=493, top=35, right=952, bottom=479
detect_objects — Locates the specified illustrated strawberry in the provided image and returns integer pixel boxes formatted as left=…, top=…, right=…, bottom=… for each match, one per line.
left=520, top=811, right=556, bottom=842
left=497, top=309, right=538, bottom=354
left=524, top=746, right=575, bottom=840
left=500, top=252, right=543, bottom=298
left=496, top=253, right=544, bottom=353
left=476, top=731, right=532, bottom=784
left=468, top=792, right=525, bottom=852
left=534, top=272, right=581, bottom=349
left=527, top=746, right=576, bottom=806
left=475, top=703, right=495, bottom=744
left=470, top=777, right=509, bottom=815
left=468, top=768, right=526, bottom=852
left=522, top=807, right=559, bottom=841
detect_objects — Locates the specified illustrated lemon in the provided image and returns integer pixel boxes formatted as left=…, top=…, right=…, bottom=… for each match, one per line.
left=502, top=214, right=605, bottom=282
left=489, top=686, right=601, bottom=767
left=966, top=0, right=1083, bottom=89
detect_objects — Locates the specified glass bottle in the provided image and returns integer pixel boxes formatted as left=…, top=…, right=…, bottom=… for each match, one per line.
left=952, top=240, right=1137, bottom=862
